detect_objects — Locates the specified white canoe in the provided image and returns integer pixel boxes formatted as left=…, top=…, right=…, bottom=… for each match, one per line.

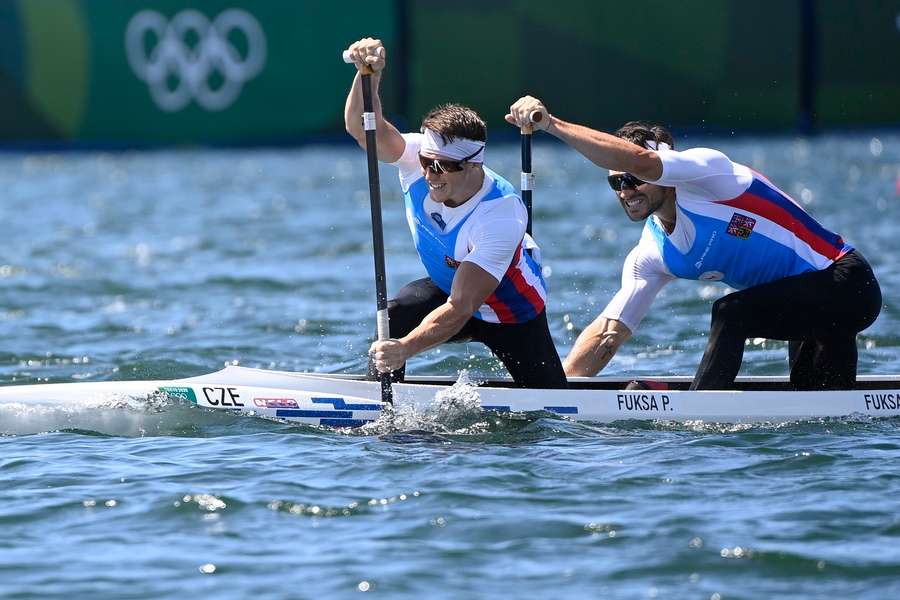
left=1, top=365, right=899, bottom=426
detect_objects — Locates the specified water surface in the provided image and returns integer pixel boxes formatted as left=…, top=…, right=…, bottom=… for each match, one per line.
left=1, top=133, right=898, bottom=598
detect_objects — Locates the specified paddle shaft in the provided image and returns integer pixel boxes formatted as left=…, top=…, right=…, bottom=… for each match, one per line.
left=358, top=67, right=393, bottom=404
left=520, top=111, right=542, bottom=236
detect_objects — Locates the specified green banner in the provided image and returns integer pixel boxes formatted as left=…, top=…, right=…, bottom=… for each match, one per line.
left=406, top=0, right=799, bottom=133
left=2, top=0, right=397, bottom=143
left=816, top=0, right=900, bottom=125
left=2, top=1, right=898, bottom=144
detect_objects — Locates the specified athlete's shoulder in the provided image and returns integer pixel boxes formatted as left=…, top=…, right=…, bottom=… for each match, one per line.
left=471, top=191, right=527, bottom=227
left=656, top=147, right=752, bottom=201
left=656, top=146, right=736, bottom=176
left=400, top=132, right=423, bottom=149
left=475, top=171, right=524, bottom=214
left=483, top=167, right=518, bottom=196
left=395, top=133, right=425, bottom=190
left=674, top=146, right=731, bottom=162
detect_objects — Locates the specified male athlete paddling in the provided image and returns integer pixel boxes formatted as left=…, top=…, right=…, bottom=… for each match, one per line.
left=344, top=40, right=566, bottom=388
left=507, top=96, right=881, bottom=390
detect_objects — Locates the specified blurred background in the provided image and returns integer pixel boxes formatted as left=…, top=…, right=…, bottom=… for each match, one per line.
left=2, top=0, right=898, bottom=146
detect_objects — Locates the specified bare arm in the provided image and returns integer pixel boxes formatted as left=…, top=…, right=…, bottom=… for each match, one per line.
left=342, top=38, right=405, bottom=163
left=506, top=95, right=662, bottom=181
left=370, top=262, right=499, bottom=372
left=563, top=316, right=632, bottom=377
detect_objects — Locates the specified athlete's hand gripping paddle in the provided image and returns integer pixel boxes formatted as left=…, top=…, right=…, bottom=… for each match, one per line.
left=344, top=50, right=393, bottom=404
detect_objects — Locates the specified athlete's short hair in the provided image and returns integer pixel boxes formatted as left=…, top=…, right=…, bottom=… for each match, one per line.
left=421, top=103, right=487, bottom=144
left=614, top=121, right=675, bottom=150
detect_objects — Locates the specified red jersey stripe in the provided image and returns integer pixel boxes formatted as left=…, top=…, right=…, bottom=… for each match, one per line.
left=718, top=194, right=844, bottom=260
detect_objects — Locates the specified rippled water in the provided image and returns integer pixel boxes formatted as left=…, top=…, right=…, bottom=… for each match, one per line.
left=1, top=133, right=898, bottom=598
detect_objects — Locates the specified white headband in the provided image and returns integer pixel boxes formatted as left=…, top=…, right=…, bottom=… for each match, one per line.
left=644, top=140, right=671, bottom=151
left=421, top=128, right=485, bottom=162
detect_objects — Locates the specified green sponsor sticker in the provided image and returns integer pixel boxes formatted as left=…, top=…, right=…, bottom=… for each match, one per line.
left=158, top=386, right=197, bottom=404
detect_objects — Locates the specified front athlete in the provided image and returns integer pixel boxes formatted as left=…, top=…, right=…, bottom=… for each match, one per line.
left=507, top=96, right=881, bottom=390
left=344, top=39, right=566, bottom=388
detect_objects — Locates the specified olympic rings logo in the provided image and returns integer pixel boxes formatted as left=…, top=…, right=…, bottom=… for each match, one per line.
left=125, top=9, right=267, bottom=112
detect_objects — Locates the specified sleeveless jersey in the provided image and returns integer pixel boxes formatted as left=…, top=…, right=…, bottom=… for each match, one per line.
left=645, top=171, right=852, bottom=289
left=600, top=147, right=853, bottom=332
left=404, top=167, right=546, bottom=323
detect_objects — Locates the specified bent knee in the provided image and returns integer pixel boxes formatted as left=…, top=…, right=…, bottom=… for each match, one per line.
left=710, top=295, right=747, bottom=324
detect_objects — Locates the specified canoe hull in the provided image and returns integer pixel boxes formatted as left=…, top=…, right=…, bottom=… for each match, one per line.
left=1, top=366, right=899, bottom=426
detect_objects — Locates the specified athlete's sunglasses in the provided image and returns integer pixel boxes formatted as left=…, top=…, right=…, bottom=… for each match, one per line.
left=607, top=172, right=647, bottom=192
left=419, top=147, right=484, bottom=174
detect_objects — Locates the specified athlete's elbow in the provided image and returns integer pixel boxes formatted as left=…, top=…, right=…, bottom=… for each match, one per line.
left=446, top=296, right=480, bottom=323
left=344, top=123, right=366, bottom=148
left=619, top=150, right=662, bottom=181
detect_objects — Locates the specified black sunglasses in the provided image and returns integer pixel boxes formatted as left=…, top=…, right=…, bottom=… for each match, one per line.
left=607, top=173, right=647, bottom=192
left=419, top=146, right=484, bottom=174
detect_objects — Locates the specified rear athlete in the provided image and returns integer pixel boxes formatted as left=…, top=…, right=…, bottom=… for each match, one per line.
left=507, top=96, right=881, bottom=390
left=343, top=39, right=566, bottom=388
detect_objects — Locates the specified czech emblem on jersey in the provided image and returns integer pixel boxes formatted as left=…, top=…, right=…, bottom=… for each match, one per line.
left=444, top=255, right=461, bottom=268
left=726, top=213, right=756, bottom=239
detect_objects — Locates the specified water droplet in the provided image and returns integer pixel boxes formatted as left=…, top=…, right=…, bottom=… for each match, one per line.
left=870, top=138, right=883, bottom=157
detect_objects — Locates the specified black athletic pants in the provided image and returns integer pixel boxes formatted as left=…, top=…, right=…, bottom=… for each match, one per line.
left=367, top=277, right=568, bottom=389
left=691, top=250, right=881, bottom=390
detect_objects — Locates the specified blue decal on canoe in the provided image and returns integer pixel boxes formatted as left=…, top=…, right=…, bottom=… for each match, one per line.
left=275, top=409, right=353, bottom=419
left=544, top=406, right=578, bottom=414
left=311, top=397, right=382, bottom=411
left=482, top=405, right=511, bottom=413
left=320, top=418, right=374, bottom=428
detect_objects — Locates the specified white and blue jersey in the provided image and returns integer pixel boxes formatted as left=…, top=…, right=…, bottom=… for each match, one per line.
left=394, top=133, right=547, bottom=324
left=601, top=147, right=853, bottom=332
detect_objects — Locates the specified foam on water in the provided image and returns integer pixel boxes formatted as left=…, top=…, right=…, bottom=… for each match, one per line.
left=357, top=370, right=512, bottom=436
left=0, top=391, right=239, bottom=436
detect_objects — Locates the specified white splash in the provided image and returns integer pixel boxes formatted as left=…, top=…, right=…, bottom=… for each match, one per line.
left=359, top=370, right=492, bottom=435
